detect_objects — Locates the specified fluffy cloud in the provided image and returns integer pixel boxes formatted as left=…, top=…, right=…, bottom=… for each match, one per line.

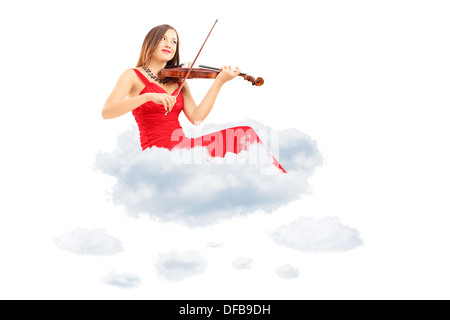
left=272, top=217, right=363, bottom=252
left=54, top=228, right=124, bottom=256
left=95, top=120, right=322, bottom=226
left=102, top=271, right=141, bottom=289
left=206, top=242, right=223, bottom=249
left=154, top=251, right=207, bottom=282
left=275, top=264, right=299, bottom=280
left=232, top=257, right=253, bottom=270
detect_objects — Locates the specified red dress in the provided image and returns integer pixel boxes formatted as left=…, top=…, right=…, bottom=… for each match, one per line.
left=132, top=69, right=286, bottom=173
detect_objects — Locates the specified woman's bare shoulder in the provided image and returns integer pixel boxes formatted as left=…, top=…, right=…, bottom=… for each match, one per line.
left=115, top=68, right=140, bottom=88
left=121, top=68, right=138, bottom=80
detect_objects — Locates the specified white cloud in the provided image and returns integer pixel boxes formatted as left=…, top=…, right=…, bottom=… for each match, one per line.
left=232, top=257, right=253, bottom=270
left=95, top=120, right=322, bottom=226
left=272, top=217, right=363, bottom=252
left=54, top=228, right=124, bottom=256
left=206, top=242, right=223, bottom=249
left=275, top=264, right=299, bottom=280
left=154, top=251, right=208, bottom=282
left=102, top=271, right=141, bottom=289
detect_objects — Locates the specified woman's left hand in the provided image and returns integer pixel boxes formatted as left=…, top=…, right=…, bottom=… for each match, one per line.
left=216, top=66, right=241, bottom=84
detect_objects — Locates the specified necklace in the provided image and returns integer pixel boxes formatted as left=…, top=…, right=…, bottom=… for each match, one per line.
left=142, top=66, right=170, bottom=85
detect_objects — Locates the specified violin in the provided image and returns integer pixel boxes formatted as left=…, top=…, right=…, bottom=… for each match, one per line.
left=160, top=65, right=264, bottom=86
left=164, top=19, right=263, bottom=116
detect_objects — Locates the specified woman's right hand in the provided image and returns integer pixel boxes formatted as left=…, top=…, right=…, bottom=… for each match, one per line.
left=146, top=93, right=177, bottom=113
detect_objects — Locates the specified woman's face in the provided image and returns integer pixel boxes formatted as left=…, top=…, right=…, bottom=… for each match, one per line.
left=154, top=29, right=178, bottom=62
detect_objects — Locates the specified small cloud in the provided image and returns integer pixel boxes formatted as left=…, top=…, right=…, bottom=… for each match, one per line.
left=272, top=217, right=363, bottom=252
left=155, top=251, right=207, bottom=282
left=275, top=264, right=299, bottom=280
left=232, top=257, right=253, bottom=270
left=95, top=121, right=322, bottom=226
left=54, top=228, right=124, bottom=256
left=206, top=242, right=223, bottom=249
left=102, top=271, right=141, bottom=289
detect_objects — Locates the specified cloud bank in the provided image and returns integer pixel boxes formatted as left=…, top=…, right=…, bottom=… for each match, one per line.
left=95, top=120, right=322, bottom=226
left=272, top=217, right=363, bottom=253
left=275, top=264, right=299, bottom=280
left=155, top=251, right=208, bottom=282
left=54, top=228, right=124, bottom=256
left=102, top=271, right=141, bottom=289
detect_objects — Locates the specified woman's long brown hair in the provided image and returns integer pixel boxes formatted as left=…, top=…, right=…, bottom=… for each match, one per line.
left=136, top=24, right=180, bottom=68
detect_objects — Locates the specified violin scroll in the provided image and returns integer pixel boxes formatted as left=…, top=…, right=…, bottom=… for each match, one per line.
left=240, top=74, right=264, bottom=86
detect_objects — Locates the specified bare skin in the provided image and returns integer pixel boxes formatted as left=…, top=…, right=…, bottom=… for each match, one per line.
left=102, top=29, right=241, bottom=125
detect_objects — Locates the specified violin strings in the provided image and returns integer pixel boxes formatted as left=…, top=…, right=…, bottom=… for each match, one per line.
left=198, top=65, right=220, bottom=71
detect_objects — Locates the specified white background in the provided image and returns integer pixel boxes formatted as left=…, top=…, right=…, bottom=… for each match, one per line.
left=1, top=0, right=449, bottom=299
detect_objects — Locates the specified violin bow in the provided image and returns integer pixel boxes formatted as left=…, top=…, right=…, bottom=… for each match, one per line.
left=165, top=19, right=219, bottom=116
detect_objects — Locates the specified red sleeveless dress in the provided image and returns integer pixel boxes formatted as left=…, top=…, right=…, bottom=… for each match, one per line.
left=132, top=68, right=286, bottom=173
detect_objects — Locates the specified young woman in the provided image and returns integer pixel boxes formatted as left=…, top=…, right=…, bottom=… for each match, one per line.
left=102, top=24, right=286, bottom=173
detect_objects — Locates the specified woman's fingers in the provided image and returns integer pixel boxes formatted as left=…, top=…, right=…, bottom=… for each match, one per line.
left=155, top=93, right=177, bottom=112
left=162, top=98, right=168, bottom=111
left=218, top=65, right=241, bottom=83
left=168, top=96, right=176, bottom=111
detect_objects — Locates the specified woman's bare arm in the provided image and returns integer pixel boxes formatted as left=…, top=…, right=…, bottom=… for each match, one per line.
left=182, top=80, right=224, bottom=125
left=102, top=69, right=176, bottom=119
left=182, top=66, right=240, bottom=125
